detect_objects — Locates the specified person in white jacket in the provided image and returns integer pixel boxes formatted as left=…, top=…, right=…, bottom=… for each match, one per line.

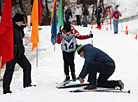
left=75, top=5, right=82, bottom=26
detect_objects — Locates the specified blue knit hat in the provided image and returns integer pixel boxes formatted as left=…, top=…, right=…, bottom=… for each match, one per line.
left=115, top=5, right=118, bottom=9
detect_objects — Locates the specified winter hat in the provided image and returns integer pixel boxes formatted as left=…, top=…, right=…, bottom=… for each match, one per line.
left=63, top=22, right=71, bottom=32
left=13, top=13, right=24, bottom=22
left=97, top=3, right=100, bottom=6
left=83, top=4, right=86, bottom=7
left=115, top=5, right=118, bottom=9
left=76, top=44, right=84, bottom=54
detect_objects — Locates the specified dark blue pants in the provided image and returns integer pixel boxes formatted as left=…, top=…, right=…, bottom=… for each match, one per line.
left=97, top=17, right=101, bottom=27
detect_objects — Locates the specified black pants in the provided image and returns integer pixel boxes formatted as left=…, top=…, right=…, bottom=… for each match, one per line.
left=76, top=15, right=81, bottom=26
left=65, top=17, right=70, bottom=24
left=3, top=55, right=32, bottom=92
left=62, top=51, right=75, bottom=76
left=88, top=61, right=118, bottom=88
left=96, top=17, right=101, bottom=27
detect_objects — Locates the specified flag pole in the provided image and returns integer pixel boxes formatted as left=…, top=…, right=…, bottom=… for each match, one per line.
left=54, top=37, right=55, bottom=51
left=36, top=46, right=38, bottom=67
left=0, top=56, right=3, bottom=81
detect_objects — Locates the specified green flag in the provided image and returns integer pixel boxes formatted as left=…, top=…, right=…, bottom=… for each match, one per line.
left=58, top=0, right=63, bottom=30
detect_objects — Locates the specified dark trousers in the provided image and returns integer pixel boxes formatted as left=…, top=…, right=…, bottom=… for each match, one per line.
left=65, top=17, right=70, bottom=24
left=76, top=15, right=81, bottom=26
left=62, top=51, right=75, bottom=76
left=3, top=55, right=32, bottom=92
left=88, top=61, right=118, bottom=88
left=96, top=17, right=101, bottom=27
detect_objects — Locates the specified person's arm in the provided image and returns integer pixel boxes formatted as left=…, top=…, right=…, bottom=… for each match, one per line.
left=79, top=54, right=95, bottom=79
left=111, top=11, right=114, bottom=19
left=57, top=35, right=61, bottom=44
left=100, top=7, right=104, bottom=15
left=73, top=28, right=88, bottom=39
left=70, top=10, right=72, bottom=17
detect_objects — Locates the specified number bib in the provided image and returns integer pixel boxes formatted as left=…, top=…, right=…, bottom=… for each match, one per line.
left=61, top=32, right=77, bottom=52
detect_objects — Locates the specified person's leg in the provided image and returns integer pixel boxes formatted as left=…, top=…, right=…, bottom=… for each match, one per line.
left=86, top=15, right=88, bottom=27
left=76, top=15, right=79, bottom=25
left=88, top=61, right=123, bottom=89
left=3, top=59, right=17, bottom=94
left=98, top=73, right=124, bottom=89
left=17, top=55, right=32, bottom=88
left=88, top=62, right=115, bottom=86
left=97, top=73, right=118, bottom=88
left=62, top=51, right=69, bottom=76
left=83, top=16, right=86, bottom=27
left=97, top=17, right=101, bottom=27
left=62, top=51, right=70, bottom=81
left=116, top=20, right=119, bottom=33
left=113, top=20, right=116, bottom=33
left=84, top=15, right=87, bottom=27
left=68, top=51, right=76, bottom=80
left=79, top=16, right=82, bottom=26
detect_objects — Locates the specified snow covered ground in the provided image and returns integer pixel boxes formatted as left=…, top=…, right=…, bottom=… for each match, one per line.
left=0, top=17, right=138, bottom=102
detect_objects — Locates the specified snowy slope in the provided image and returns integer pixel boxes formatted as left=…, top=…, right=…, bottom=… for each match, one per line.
left=0, top=18, right=138, bottom=101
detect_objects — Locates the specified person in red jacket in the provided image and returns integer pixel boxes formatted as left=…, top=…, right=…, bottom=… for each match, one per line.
left=57, top=22, right=93, bottom=82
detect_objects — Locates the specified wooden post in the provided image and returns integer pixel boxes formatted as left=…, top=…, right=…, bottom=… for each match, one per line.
left=36, top=46, right=38, bottom=67
left=109, top=7, right=112, bottom=31
left=0, top=56, right=3, bottom=81
left=54, top=37, right=56, bottom=51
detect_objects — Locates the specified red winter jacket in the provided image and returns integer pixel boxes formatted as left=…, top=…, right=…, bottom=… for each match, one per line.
left=57, top=27, right=88, bottom=44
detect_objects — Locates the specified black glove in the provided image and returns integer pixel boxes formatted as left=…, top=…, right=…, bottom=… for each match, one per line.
left=88, top=34, right=93, bottom=38
left=58, top=30, right=62, bottom=36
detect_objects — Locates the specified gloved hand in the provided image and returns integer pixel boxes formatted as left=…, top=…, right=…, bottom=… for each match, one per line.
left=58, top=30, right=62, bottom=36
left=88, top=34, right=93, bottom=38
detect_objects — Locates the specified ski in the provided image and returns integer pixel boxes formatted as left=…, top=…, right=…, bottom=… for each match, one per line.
left=56, top=83, right=89, bottom=89
left=69, top=89, right=130, bottom=94
left=56, top=79, right=78, bottom=87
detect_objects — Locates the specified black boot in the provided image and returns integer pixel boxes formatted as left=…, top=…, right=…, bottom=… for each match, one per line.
left=84, top=84, right=97, bottom=90
left=71, top=72, right=76, bottom=81
left=63, top=75, right=70, bottom=82
left=3, top=90, right=12, bottom=94
left=24, top=84, right=36, bottom=88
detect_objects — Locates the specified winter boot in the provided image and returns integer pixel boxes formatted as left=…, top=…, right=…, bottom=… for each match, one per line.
left=71, top=72, right=76, bottom=81
left=63, top=75, right=70, bottom=82
left=116, top=80, right=124, bottom=89
left=84, top=84, right=97, bottom=90
left=24, top=85, right=36, bottom=88
left=3, top=90, right=12, bottom=94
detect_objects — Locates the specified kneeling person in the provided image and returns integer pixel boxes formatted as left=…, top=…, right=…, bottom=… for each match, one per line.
left=76, top=44, right=124, bottom=90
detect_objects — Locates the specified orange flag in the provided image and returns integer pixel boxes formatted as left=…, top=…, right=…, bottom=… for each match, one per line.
left=30, top=0, right=39, bottom=51
left=0, top=0, right=14, bottom=68
left=50, top=0, right=56, bottom=26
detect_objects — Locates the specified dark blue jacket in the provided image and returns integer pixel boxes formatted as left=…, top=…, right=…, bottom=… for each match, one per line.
left=95, top=5, right=103, bottom=18
left=79, top=44, right=115, bottom=78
